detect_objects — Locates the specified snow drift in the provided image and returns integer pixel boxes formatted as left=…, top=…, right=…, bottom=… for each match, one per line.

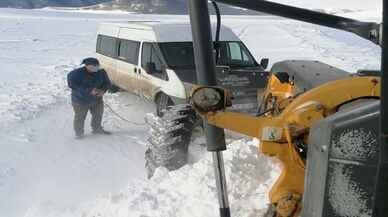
left=81, top=139, right=280, bottom=217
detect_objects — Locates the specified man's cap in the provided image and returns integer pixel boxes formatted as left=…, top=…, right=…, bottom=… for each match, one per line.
left=82, top=57, right=100, bottom=66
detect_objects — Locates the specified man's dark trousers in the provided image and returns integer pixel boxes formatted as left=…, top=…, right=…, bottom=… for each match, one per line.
left=72, top=100, right=104, bottom=136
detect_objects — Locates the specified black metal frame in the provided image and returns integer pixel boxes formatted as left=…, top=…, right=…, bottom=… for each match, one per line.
left=188, top=1, right=230, bottom=217
left=215, top=0, right=381, bottom=45
left=376, top=0, right=388, bottom=215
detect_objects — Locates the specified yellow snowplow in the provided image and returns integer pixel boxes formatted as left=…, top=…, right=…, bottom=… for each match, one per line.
left=191, top=71, right=380, bottom=216
left=187, top=0, right=387, bottom=216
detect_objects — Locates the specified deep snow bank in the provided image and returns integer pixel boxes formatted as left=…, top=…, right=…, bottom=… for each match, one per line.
left=82, top=139, right=280, bottom=217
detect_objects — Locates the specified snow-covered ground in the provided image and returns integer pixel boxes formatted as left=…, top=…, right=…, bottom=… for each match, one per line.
left=0, top=5, right=382, bottom=217
left=0, top=9, right=157, bottom=217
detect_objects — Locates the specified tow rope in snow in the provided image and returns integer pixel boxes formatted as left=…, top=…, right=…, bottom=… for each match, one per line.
left=104, top=102, right=146, bottom=126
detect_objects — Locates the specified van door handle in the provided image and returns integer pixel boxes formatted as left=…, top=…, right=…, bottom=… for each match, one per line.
left=138, top=69, right=141, bottom=74
left=134, top=68, right=137, bottom=73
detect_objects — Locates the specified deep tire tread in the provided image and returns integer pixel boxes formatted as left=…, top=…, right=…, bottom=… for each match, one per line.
left=145, top=104, right=198, bottom=178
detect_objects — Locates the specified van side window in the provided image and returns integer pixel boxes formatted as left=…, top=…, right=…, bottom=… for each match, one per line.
left=118, top=39, right=140, bottom=64
left=96, top=35, right=117, bottom=57
left=141, top=43, right=162, bottom=74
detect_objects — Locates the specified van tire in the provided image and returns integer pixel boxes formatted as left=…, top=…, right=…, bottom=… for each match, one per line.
left=155, top=93, right=174, bottom=117
left=145, top=104, right=198, bottom=178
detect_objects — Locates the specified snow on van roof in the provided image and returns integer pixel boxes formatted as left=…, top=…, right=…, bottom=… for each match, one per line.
left=98, top=21, right=240, bottom=42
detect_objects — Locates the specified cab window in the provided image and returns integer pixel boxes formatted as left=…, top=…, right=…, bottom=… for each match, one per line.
left=158, top=41, right=257, bottom=69
left=227, top=42, right=256, bottom=67
left=118, top=39, right=140, bottom=64
left=141, top=43, right=163, bottom=74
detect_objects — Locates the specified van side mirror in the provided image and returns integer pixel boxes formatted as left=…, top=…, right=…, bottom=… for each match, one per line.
left=260, top=58, right=269, bottom=70
left=145, top=62, right=157, bottom=74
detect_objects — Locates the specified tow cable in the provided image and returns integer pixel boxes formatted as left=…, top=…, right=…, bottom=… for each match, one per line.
left=104, top=102, right=146, bottom=126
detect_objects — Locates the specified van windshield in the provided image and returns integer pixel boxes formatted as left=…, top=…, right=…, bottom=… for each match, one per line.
left=158, top=41, right=257, bottom=69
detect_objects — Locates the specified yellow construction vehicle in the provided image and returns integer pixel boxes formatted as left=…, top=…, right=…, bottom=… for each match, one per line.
left=191, top=69, right=380, bottom=216
left=257, top=61, right=352, bottom=116
left=185, top=0, right=387, bottom=217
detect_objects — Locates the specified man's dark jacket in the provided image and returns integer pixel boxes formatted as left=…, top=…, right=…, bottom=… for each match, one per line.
left=67, top=67, right=111, bottom=104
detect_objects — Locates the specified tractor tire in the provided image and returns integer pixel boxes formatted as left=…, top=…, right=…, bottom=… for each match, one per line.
left=145, top=104, right=199, bottom=178
left=155, top=93, right=174, bottom=117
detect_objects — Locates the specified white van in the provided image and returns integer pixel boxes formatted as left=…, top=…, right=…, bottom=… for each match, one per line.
left=96, top=21, right=269, bottom=116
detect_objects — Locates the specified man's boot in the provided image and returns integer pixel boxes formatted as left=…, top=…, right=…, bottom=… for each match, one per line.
left=75, top=133, right=85, bottom=139
left=92, top=128, right=111, bottom=135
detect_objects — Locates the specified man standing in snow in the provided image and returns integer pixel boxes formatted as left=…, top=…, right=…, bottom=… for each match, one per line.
left=67, top=58, right=111, bottom=139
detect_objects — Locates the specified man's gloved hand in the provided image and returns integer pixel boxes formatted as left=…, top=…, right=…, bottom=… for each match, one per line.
left=90, top=88, right=105, bottom=97
left=96, top=89, right=105, bottom=97
left=90, top=88, right=99, bottom=96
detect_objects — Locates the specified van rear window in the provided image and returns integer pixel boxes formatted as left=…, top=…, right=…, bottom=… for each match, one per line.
left=96, top=35, right=117, bottom=57
left=118, top=39, right=140, bottom=64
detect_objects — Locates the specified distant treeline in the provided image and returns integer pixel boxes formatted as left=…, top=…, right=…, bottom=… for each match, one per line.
left=0, top=0, right=262, bottom=15
left=0, top=0, right=108, bottom=8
